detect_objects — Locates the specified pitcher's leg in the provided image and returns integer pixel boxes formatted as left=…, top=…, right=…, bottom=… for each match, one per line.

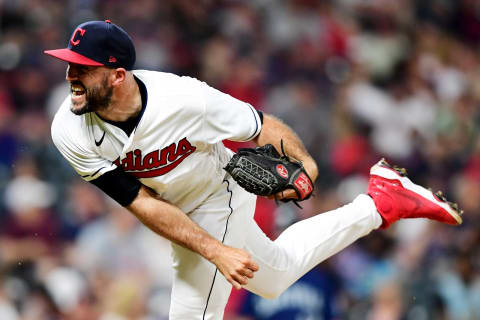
left=169, top=243, right=232, bottom=320
left=244, top=158, right=464, bottom=299
left=169, top=179, right=256, bottom=319
left=244, top=194, right=382, bottom=299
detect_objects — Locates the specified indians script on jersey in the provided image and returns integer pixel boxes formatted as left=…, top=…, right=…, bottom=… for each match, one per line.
left=113, top=137, right=196, bottom=178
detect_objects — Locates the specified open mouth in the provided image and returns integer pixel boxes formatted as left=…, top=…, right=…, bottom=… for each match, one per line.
left=70, top=82, right=86, bottom=97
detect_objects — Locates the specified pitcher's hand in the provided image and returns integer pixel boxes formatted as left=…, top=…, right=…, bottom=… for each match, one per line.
left=210, top=245, right=259, bottom=289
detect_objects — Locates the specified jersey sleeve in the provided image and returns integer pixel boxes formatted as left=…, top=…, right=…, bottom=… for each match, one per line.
left=51, top=113, right=117, bottom=182
left=51, top=111, right=142, bottom=206
left=199, top=81, right=262, bottom=143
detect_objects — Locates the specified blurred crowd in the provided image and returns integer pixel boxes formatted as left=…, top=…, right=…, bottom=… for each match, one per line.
left=1, top=0, right=480, bottom=319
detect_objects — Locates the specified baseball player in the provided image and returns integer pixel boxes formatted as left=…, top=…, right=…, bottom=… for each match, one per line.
left=44, top=20, right=463, bottom=319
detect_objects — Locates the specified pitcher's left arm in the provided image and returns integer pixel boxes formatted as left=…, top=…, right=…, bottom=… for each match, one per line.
left=252, top=113, right=318, bottom=201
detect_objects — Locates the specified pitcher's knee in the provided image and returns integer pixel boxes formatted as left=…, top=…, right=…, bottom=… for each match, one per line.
left=251, top=281, right=289, bottom=300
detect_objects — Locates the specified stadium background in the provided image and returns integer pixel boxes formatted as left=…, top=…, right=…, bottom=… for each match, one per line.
left=1, top=0, right=479, bottom=319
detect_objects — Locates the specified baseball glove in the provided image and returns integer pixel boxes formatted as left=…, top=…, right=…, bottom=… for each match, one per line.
left=224, top=143, right=314, bottom=205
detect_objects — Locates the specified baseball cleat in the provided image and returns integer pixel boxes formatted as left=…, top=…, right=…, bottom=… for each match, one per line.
left=368, top=158, right=463, bottom=229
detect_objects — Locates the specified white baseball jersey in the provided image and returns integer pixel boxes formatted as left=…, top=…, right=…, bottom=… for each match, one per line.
left=51, top=70, right=262, bottom=213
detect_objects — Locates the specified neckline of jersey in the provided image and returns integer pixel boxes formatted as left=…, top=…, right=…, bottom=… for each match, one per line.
left=96, top=75, right=148, bottom=136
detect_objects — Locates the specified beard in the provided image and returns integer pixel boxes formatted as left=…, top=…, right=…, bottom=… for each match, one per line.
left=70, top=76, right=113, bottom=115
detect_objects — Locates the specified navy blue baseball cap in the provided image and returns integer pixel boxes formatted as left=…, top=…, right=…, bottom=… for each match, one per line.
left=44, top=20, right=136, bottom=70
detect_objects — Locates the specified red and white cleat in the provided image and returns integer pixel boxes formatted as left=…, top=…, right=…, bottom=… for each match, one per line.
left=368, top=158, right=463, bottom=229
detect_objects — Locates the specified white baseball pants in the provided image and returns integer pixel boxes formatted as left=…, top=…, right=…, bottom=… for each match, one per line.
left=169, top=176, right=382, bottom=319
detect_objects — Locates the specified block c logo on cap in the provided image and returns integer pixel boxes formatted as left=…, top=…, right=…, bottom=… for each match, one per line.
left=70, top=28, right=86, bottom=46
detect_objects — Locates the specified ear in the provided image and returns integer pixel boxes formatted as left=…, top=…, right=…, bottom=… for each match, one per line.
left=110, top=68, right=127, bottom=87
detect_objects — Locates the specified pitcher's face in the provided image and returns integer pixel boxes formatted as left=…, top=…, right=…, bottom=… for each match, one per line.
left=66, top=63, right=113, bottom=115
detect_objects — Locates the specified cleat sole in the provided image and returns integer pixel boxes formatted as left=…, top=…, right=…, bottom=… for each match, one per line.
left=377, top=158, right=408, bottom=177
